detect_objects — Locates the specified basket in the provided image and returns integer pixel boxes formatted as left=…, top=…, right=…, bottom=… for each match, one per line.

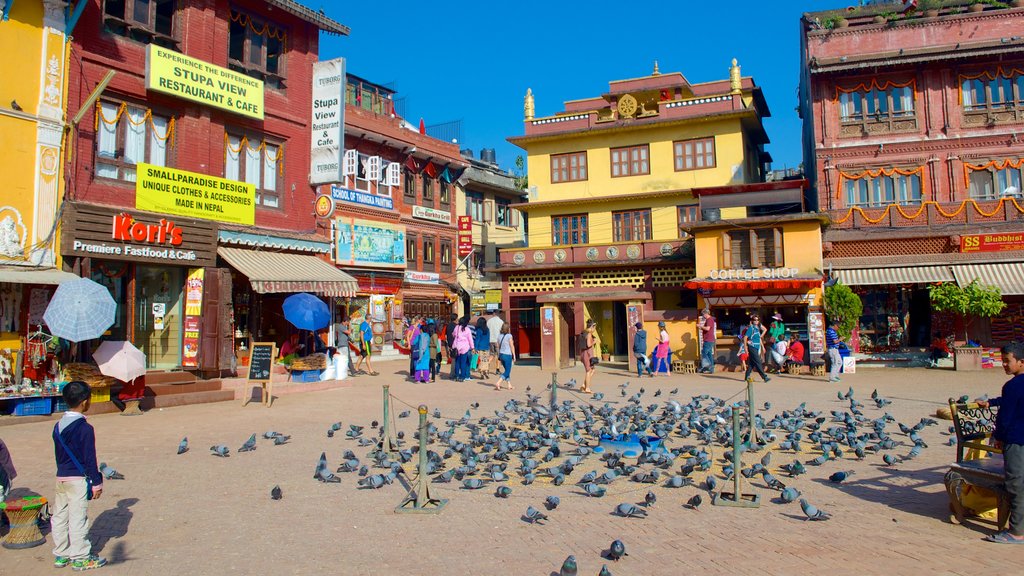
left=62, top=363, right=116, bottom=389
left=290, top=354, right=327, bottom=371
left=13, top=397, right=52, bottom=416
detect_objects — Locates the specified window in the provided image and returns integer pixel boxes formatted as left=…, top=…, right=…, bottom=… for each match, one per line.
left=839, top=85, right=916, bottom=121
left=421, top=173, right=433, bottom=202
left=551, top=152, right=587, bottom=183
left=610, top=145, right=649, bottom=177
left=969, top=164, right=1024, bottom=199
left=406, top=234, right=417, bottom=264
left=225, top=133, right=281, bottom=208
left=441, top=240, right=452, bottom=272
left=353, top=154, right=380, bottom=192
left=496, top=198, right=514, bottom=227
left=423, top=236, right=436, bottom=271
left=95, top=101, right=172, bottom=182
left=439, top=179, right=450, bottom=205
left=722, top=228, right=783, bottom=269
left=404, top=168, right=416, bottom=198
left=467, top=192, right=484, bottom=222
left=843, top=171, right=922, bottom=207
left=472, top=247, right=485, bottom=276
left=674, top=138, right=715, bottom=171
left=678, top=205, right=699, bottom=237
left=551, top=214, right=588, bottom=245
left=228, top=10, right=286, bottom=88
left=961, top=72, right=1024, bottom=111
left=612, top=209, right=652, bottom=242
left=103, top=0, right=176, bottom=45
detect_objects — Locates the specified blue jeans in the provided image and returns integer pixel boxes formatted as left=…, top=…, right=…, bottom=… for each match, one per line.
left=700, top=341, right=715, bottom=373
left=499, top=353, right=513, bottom=380
left=455, top=351, right=470, bottom=381
left=635, top=354, right=651, bottom=377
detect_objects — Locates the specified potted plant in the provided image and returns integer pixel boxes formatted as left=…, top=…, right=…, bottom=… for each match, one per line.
left=928, top=280, right=1005, bottom=370
left=918, top=0, right=942, bottom=17
left=968, top=0, right=986, bottom=12
left=600, top=343, right=611, bottom=362
left=824, top=283, right=864, bottom=342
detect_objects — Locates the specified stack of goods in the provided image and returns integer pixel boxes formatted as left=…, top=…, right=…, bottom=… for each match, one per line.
left=290, top=353, right=327, bottom=371
left=62, top=363, right=116, bottom=389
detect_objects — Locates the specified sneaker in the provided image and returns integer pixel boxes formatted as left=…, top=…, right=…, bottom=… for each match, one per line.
left=54, top=556, right=71, bottom=568
left=830, top=377, right=842, bottom=382
left=71, top=556, right=107, bottom=571
left=763, top=376, right=772, bottom=383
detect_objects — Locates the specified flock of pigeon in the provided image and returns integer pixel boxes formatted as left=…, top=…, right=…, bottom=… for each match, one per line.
left=101, top=378, right=943, bottom=574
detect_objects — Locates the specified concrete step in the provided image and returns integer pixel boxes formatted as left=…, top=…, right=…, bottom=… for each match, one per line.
left=144, top=371, right=198, bottom=386
left=141, top=389, right=235, bottom=409
left=143, top=380, right=223, bottom=396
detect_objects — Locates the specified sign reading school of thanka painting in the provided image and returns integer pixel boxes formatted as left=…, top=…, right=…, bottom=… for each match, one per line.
left=135, top=163, right=256, bottom=225
left=145, top=45, right=264, bottom=119
left=310, top=58, right=345, bottom=184
left=335, top=218, right=406, bottom=268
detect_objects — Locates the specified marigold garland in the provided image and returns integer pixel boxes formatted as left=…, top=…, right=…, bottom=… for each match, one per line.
left=94, top=101, right=175, bottom=146
left=957, top=66, right=1024, bottom=105
left=230, top=10, right=287, bottom=48
left=223, top=132, right=284, bottom=175
left=962, top=158, right=1024, bottom=187
left=836, top=166, right=926, bottom=200
left=831, top=198, right=1024, bottom=225
left=834, top=78, right=916, bottom=101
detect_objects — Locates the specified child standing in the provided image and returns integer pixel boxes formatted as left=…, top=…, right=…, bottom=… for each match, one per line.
left=51, top=381, right=106, bottom=570
left=977, top=342, right=1024, bottom=544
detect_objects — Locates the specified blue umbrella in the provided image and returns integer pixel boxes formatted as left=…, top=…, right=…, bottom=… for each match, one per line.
left=42, top=277, right=117, bottom=342
left=282, top=293, right=330, bottom=331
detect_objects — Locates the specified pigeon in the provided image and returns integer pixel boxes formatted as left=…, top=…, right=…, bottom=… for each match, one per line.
left=559, top=555, right=578, bottom=576
left=359, top=474, right=389, bottom=489
left=829, top=470, right=854, bottom=483
left=686, top=493, right=703, bottom=510
left=882, top=454, right=897, bottom=466
left=270, top=485, right=282, bottom=500
left=177, top=437, right=189, bottom=454
left=317, top=467, right=341, bottom=483
left=262, top=431, right=280, bottom=439
left=327, top=429, right=335, bottom=438
left=664, top=476, right=693, bottom=488
left=522, top=473, right=536, bottom=485
left=99, top=463, right=124, bottom=480
left=606, top=539, right=627, bottom=562
left=399, top=411, right=410, bottom=418
left=273, top=435, right=291, bottom=446
left=799, top=498, right=831, bottom=521
left=314, top=452, right=327, bottom=478
left=210, top=445, right=230, bottom=457
left=545, top=495, right=561, bottom=510
left=644, top=490, right=657, bottom=507
left=583, top=483, right=607, bottom=497
left=330, top=422, right=342, bottom=431
left=463, top=478, right=485, bottom=490
left=704, top=476, right=718, bottom=492
left=762, top=472, right=786, bottom=491
left=496, top=486, right=512, bottom=498
left=524, top=506, right=548, bottom=524
left=615, top=503, right=647, bottom=518
left=780, top=487, right=801, bottom=503
left=238, top=434, right=257, bottom=452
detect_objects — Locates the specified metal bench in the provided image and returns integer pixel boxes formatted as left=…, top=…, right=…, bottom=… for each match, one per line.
left=944, top=398, right=1010, bottom=530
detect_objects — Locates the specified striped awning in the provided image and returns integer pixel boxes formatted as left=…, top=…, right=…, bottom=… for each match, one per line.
left=951, top=263, right=1024, bottom=296
left=834, top=266, right=954, bottom=286
left=217, top=247, right=357, bottom=297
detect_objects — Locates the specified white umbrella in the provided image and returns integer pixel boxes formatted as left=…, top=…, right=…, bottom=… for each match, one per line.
left=92, top=340, right=147, bottom=383
left=42, top=277, right=116, bottom=342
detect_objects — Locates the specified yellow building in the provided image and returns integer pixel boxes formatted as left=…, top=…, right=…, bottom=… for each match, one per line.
left=500, top=61, right=771, bottom=369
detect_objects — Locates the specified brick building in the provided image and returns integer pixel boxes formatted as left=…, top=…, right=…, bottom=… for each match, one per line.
left=63, top=0, right=353, bottom=374
left=800, top=2, right=1024, bottom=349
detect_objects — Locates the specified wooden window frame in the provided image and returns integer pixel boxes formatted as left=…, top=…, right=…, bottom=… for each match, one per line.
left=610, top=145, right=650, bottom=178
left=551, top=213, right=589, bottom=246
left=673, top=137, right=716, bottom=172
left=440, top=239, right=452, bottom=272
left=677, top=205, right=700, bottom=236
left=421, top=173, right=433, bottom=202
left=228, top=8, right=287, bottom=88
left=467, top=192, right=484, bottom=223
left=102, top=0, right=177, bottom=46
left=439, top=179, right=450, bottom=206
left=404, top=168, right=417, bottom=199
left=94, top=99, right=174, bottom=183
left=406, top=233, right=417, bottom=265
left=550, top=151, right=588, bottom=183
left=495, top=198, right=514, bottom=227
left=423, top=235, right=436, bottom=271
left=612, top=209, right=652, bottom=242
left=224, top=130, right=283, bottom=209
left=843, top=172, right=923, bottom=208
left=721, top=227, right=784, bottom=269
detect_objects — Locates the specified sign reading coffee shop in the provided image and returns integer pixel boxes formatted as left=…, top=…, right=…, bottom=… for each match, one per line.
left=61, top=203, right=217, bottom=267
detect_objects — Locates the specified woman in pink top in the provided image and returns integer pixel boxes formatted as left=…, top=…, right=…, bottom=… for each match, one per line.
left=451, top=316, right=474, bottom=382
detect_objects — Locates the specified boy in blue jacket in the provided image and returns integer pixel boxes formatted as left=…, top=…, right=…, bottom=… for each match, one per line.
left=978, top=342, right=1024, bottom=544
left=51, top=381, right=107, bottom=570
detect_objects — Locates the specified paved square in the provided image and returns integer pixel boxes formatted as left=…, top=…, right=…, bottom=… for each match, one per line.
left=1, top=362, right=1020, bottom=575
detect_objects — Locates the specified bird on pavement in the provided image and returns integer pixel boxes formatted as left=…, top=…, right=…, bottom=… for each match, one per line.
left=273, top=434, right=291, bottom=446
left=829, top=470, right=855, bottom=483
left=545, top=495, right=561, bottom=510
left=496, top=486, right=512, bottom=498
left=599, top=566, right=613, bottom=576
left=780, top=487, right=801, bottom=503
left=559, top=555, right=578, bottom=576
left=644, top=490, right=657, bottom=507
left=686, top=493, right=703, bottom=510
left=210, top=445, right=230, bottom=457
left=177, top=437, right=189, bottom=454
left=800, top=498, right=831, bottom=521
left=270, top=485, right=282, bottom=500
left=606, top=539, right=627, bottom=561
left=615, top=503, right=647, bottom=518
left=238, top=433, right=257, bottom=452
left=99, top=463, right=124, bottom=480
left=524, top=506, right=548, bottom=524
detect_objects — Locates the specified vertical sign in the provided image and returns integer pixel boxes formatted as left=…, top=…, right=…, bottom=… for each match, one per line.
left=310, top=58, right=346, bottom=185
left=181, top=268, right=205, bottom=367
left=807, top=311, right=825, bottom=356
left=457, top=215, right=473, bottom=257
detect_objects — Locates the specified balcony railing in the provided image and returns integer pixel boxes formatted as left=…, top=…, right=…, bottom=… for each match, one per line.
left=828, top=197, right=1024, bottom=229
left=496, top=239, right=689, bottom=268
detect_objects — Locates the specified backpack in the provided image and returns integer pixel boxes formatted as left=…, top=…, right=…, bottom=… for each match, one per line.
left=411, top=333, right=422, bottom=362
left=577, top=332, right=590, bottom=354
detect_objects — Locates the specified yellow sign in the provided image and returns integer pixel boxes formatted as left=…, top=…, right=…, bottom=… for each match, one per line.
left=135, top=163, right=256, bottom=225
left=485, top=290, right=503, bottom=304
left=145, top=45, right=264, bottom=119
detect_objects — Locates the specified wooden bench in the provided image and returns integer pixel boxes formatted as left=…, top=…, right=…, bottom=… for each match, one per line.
left=944, top=398, right=1010, bottom=530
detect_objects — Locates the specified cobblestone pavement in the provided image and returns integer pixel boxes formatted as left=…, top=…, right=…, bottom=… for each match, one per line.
left=1, top=361, right=1020, bottom=575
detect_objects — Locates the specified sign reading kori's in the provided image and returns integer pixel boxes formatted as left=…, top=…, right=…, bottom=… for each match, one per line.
left=310, top=58, right=345, bottom=184
left=136, top=163, right=256, bottom=225
left=145, top=45, right=264, bottom=119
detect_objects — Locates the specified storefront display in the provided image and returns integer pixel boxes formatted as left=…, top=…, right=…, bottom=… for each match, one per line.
left=852, top=286, right=931, bottom=352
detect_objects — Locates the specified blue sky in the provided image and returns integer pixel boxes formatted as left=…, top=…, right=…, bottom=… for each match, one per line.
left=319, top=1, right=833, bottom=173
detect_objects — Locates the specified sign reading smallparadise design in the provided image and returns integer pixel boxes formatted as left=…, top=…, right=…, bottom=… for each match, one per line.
left=146, top=44, right=264, bottom=119
left=310, top=58, right=345, bottom=184
left=331, top=185, right=394, bottom=211
left=960, top=232, right=1024, bottom=253
left=136, top=163, right=256, bottom=225
left=412, top=205, right=452, bottom=224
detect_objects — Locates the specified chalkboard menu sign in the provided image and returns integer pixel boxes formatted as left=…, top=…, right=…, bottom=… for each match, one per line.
left=247, top=342, right=276, bottom=383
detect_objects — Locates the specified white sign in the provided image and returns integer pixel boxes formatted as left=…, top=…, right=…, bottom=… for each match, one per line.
left=310, top=58, right=346, bottom=185
left=709, top=267, right=801, bottom=280
left=71, top=240, right=198, bottom=261
left=404, top=271, right=439, bottom=285
left=411, top=205, right=452, bottom=224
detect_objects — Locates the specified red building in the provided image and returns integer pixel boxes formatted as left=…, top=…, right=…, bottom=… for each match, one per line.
left=325, top=74, right=466, bottom=348
left=800, top=2, right=1024, bottom=350
left=62, top=0, right=352, bottom=374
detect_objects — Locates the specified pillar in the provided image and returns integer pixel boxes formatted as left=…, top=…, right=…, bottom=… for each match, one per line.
left=540, top=304, right=558, bottom=371
left=625, top=300, right=644, bottom=373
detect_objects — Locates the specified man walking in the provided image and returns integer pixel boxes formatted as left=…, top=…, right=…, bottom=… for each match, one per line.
left=697, top=308, right=716, bottom=374
left=632, top=322, right=652, bottom=378
left=826, top=321, right=842, bottom=383
left=743, top=315, right=770, bottom=384
left=977, top=342, right=1024, bottom=544
left=486, top=310, right=504, bottom=376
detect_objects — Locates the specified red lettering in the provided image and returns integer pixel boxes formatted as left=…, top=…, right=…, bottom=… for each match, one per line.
left=130, top=222, right=147, bottom=241
left=111, top=213, right=184, bottom=246
left=170, top=226, right=183, bottom=246
left=112, top=213, right=133, bottom=241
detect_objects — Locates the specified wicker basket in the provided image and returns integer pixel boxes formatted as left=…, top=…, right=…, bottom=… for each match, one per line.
left=62, top=363, right=116, bottom=388
left=290, top=354, right=327, bottom=371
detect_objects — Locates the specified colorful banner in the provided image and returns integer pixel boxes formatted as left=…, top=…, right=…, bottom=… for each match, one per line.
left=807, top=311, right=825, bottom=356
left=960, top=232, right=1024, bottom=253
left=335, top=218, right=406, bottom=268
left=331, top=185, right=394, bottom=210
left=181, top=268, right=204, bottom=368
left=457, top=215, right=473, bottom=257
left=404, top=271, right=439, bottom=284
left=135, top=163, right=256, bottom=225
left=310, top=58, right=345, bottom=184
left=146, top=44, right=264, bottom=119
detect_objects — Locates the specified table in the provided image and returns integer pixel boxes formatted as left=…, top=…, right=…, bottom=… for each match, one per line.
left=1, top=495, right=48, bottom=549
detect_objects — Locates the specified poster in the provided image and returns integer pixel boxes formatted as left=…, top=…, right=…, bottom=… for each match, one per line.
left=334, top=218, right=406, bottom=268
left=542, top=307, right=554, bottom=336
left=807, top=311, right=825, bottom=356
left=181, top=268, right=204, bottom=368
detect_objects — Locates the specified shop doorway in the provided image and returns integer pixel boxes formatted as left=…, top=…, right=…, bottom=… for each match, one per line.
left=558, top=303, right=573, bottom=369
left=508, top=296, right=540, bottom=357
left=613, top=302, right=627, bottom=356
left=134, top=266, right=184, bottom=369
left=908, top=288, right=931, bottom=347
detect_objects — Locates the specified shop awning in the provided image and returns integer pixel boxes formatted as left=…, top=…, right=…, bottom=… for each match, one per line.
left=684, top=279, right=822, bottom=291
left=951, top=263, right=1024, bottom=296
left=0, top=267, right=79, bottom=285
left=217, top=247, right=358, bottom=297
left=834, top=266, right=954, bottom=286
